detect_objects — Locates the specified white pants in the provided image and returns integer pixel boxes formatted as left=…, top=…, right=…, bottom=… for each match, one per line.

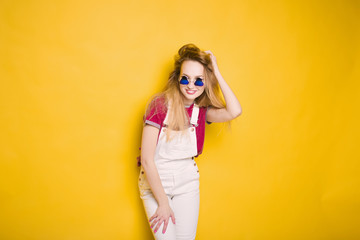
left=139, top=158, right=200, bottom=240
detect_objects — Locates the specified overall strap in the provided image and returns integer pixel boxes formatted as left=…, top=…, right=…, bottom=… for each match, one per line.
left=190, top=104, right=200, bottom=127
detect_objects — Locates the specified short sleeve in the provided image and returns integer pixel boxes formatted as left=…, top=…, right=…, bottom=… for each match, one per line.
left=143, top=97, right=167, bottom=129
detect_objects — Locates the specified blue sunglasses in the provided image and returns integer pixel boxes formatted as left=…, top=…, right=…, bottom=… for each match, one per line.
left=179, top=76, right=204, bottom=87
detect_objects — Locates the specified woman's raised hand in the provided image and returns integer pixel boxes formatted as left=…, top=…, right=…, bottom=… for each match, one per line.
left=205, top=50, right=219, bottom=72
left=149, top=204, right=176, bottom=234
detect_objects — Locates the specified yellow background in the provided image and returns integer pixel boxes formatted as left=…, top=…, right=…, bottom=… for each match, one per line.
left=1, top=0, right=359, bottom=239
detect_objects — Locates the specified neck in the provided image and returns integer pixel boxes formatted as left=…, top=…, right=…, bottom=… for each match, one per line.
left=182, top=97, right=194, bottom=106
left=184, top=101, right=194, bottom=107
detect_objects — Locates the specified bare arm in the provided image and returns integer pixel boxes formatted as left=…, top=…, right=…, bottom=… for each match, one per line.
left=141, top=125, right=168, bottom=205
left=140, top=125, right=175, bottom=233
left=205, top=50, right=242, bottom=123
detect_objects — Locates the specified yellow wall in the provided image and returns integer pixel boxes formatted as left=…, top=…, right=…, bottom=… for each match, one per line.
left=1, top=1, right=359, bottom=239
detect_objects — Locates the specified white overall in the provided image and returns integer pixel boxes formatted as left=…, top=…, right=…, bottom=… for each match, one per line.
left=139, top=105, right=200, bottom=240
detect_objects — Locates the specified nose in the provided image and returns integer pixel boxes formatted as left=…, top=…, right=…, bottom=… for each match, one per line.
left=187, top=81, right=195, bottom=89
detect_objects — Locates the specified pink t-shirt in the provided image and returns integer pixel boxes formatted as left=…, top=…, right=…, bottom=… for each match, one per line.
left=144, top=97, right=210, bottom=156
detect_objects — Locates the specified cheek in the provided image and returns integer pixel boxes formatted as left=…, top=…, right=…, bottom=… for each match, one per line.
left=195, top=88, right=204, bottom=98
left=179, top=86, right=187, bottom=96
left=179, top=85, right=186, bottom=93
left=197, top=88, right=205, bottom=96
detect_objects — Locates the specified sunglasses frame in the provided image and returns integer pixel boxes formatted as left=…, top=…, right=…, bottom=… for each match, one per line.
left=179, top=75, right=204, bottom=87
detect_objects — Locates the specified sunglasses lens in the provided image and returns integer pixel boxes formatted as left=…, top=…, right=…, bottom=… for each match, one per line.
left=180, top=76, right=204, bottom=86
left=179, top=76, right=189, bottom=85
left=195, top=79, right=204, bottom=86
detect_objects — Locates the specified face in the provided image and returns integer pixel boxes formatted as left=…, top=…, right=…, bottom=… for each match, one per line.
left=179, top=60, right=205, bottom=105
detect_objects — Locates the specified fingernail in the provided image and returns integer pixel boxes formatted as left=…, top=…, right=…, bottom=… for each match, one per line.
left=154, top=230, right=157, bottom=233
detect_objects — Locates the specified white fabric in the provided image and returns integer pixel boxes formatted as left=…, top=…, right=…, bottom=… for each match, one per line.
left=139, top=159, right=200, bottom=240
left=190, top=105, right=199, bottom=126
left=156, top=105, right=199, bottom=161
left=139, top=104, right=200, bottom=240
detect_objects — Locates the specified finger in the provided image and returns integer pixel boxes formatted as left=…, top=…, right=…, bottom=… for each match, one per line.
left=154, top=219, right=163, bottom=234
left=150, top=218, right=158, bottom=229
left=171, top=213, right=176, bottom=225
left=162, top=219, right=169, bottom=234
left=149, top=214, right=156, bottom=222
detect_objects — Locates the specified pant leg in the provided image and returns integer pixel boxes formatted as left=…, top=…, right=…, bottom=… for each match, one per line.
left=172, top=188, right=200, bottom=240
left=141, top=192, right=177, bottom=240
left=139, top=160, right=200, bottom=239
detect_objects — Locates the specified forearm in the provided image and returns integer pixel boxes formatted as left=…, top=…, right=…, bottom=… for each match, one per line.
left=140, top=125, right=169, bottom=206
left=141, top=158, right=169, bottom=206
left=214, top=68, right=242, bottom=117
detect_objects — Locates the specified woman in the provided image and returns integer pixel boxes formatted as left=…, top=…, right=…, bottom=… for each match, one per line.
left=138, top=44, right=242, bottom=239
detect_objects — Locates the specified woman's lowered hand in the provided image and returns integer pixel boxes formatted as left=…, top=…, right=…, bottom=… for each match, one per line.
left=149, top=203, right=176, bottom=234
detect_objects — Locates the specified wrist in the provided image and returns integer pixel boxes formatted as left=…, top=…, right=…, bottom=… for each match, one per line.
left=158, top=197, right=169, bottom=206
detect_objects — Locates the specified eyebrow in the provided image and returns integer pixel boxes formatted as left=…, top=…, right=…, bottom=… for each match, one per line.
left=182, top=73, right=204, bottom=78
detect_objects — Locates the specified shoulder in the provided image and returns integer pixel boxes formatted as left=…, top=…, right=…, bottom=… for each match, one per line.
left=148, top=95, right=167, bottom=112
left=144, top=95, right=167, bottom=128
left=145, top=95, right=168, bottom=118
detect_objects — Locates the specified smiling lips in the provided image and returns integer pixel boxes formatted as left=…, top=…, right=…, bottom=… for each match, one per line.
left=186, top=90, right=197, bottom=95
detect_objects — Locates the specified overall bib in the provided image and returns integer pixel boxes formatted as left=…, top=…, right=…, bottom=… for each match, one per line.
left=139, top=105, right=200, bottom=240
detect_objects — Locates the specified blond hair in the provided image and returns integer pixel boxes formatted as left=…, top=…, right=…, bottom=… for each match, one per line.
left=145, top=44, right=226, bottom=140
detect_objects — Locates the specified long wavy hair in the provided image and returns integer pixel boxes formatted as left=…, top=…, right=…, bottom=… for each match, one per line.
left=145, top=44, right=226, bottom=140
